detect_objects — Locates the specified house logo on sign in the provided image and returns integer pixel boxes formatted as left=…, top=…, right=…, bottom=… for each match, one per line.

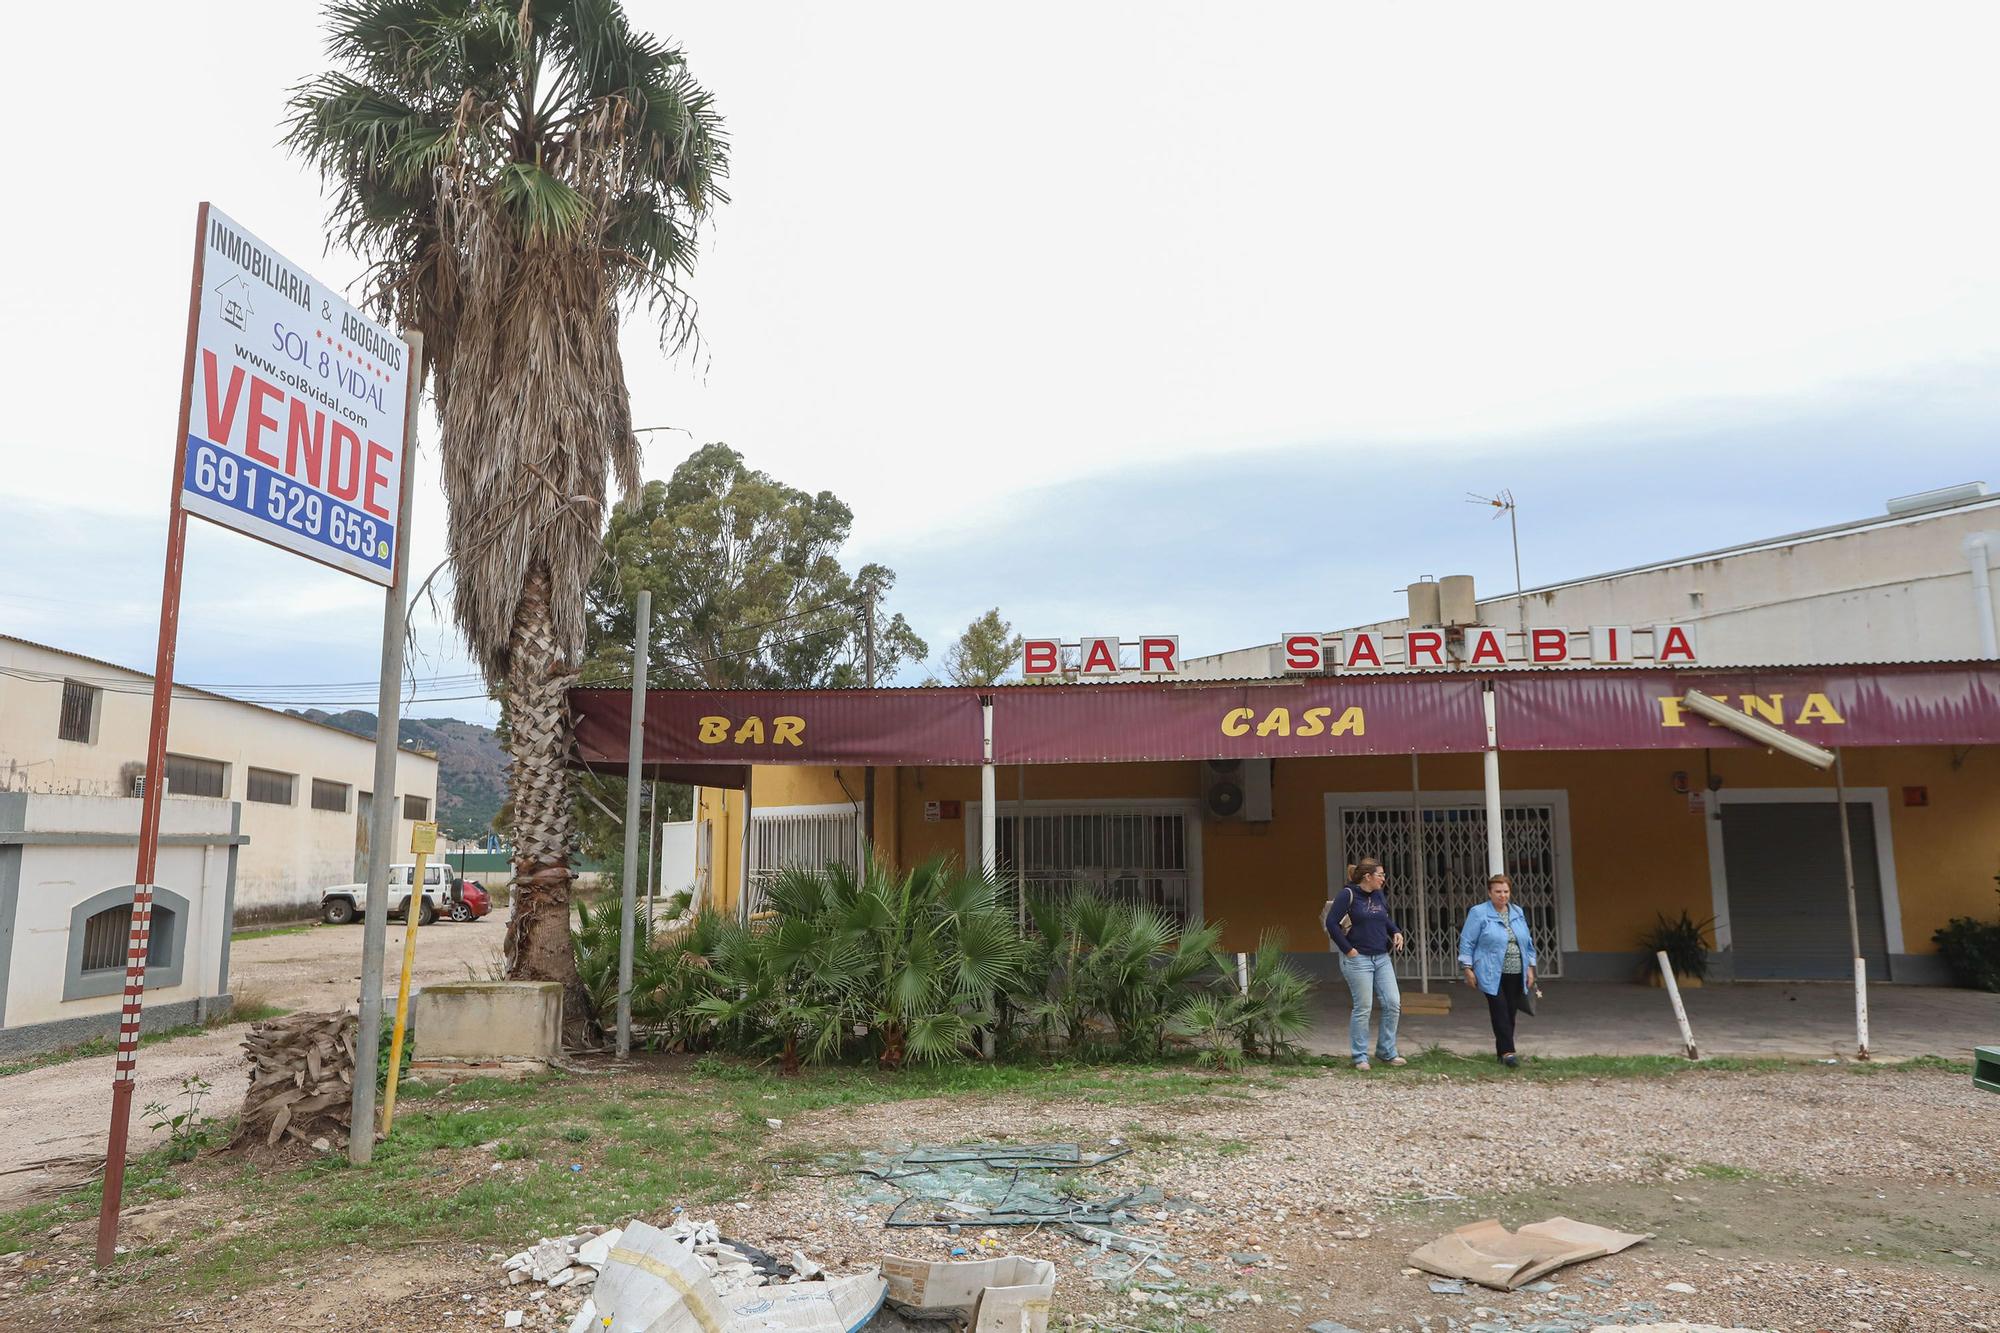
left=213, top=274, right=252, bottom=332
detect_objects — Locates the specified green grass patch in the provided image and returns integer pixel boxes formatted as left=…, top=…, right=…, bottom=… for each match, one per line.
left=0, top=1002, right=289, bottom=1078
left=1686, top=1161, right=1763, bottom=1181
left=229, top=922, right=317, bottom=942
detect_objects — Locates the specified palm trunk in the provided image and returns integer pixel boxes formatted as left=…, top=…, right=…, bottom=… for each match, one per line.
left=501, top=568, right=595, bottom=1046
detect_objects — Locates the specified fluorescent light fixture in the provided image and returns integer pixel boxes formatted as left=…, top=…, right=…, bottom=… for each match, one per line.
left=1681, top=690, right=1836, bottom=769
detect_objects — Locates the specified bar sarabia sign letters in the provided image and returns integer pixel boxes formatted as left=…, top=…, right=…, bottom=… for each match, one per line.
left=181, top=208, right=410, bottom=585
left=1022, top=626, right=1697, bottom=675
left=1022, top=636, right=1179, bottom=676
left=1281, top=624, right=1698, bottom=671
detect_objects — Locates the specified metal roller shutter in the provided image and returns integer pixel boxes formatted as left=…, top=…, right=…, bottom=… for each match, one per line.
left=1720, top=802, right=1889, bottom=980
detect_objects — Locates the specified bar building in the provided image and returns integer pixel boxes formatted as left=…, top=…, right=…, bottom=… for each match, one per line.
left=575, top=486, right=2000, bottom=986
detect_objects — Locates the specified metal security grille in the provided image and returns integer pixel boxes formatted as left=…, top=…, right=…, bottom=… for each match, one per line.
left=80, top=903, right=174, bottom=973
left=994, top=805, right=1194, bottom=920
left=164, top=753, right=226, bottom=799
left=311, top=778, right=350, bottom=813
left=1335, top=802, right=1563, bottom=980
left=247, top=767, right=295, bottom=805
left=748, top=808, right=862, bottom=917
left=58, top=681, right=97, bottom=743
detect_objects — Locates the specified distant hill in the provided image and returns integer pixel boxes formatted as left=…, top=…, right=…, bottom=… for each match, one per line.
left=289, top=709, right=508, bottom=839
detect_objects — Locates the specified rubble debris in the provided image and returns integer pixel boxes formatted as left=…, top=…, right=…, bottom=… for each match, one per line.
left=1409, top=1216, right=1650, bottom=1291
left=228, top=1011, right=358, bottom=1152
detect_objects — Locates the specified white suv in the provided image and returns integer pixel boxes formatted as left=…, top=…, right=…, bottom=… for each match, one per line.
left=320, top=863, right=452, bottom=926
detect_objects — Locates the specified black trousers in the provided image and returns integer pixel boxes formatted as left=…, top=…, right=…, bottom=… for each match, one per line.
left=1485, top=971, right=1526, bottom=1056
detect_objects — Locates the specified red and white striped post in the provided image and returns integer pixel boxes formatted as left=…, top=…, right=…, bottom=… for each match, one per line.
left=95, top=204, right=208, bottom=1268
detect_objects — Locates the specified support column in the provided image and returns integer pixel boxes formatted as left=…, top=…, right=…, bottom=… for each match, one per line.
left=1481, top=685, right=1505, bottom=876
left=979, top=697, right=997, bottom=877
left=616, top=590, right=650, bottom=1060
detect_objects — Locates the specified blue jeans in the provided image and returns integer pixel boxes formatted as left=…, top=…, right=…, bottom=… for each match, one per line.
left=1339, top=952, right=1401, bottom=1063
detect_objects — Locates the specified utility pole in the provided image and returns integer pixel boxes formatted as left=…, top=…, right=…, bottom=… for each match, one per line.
left=862, top=592, right=877, bottom=847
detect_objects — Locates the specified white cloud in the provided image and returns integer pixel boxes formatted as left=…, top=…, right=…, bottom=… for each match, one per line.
left=1, top=0, right=1994, bottom=717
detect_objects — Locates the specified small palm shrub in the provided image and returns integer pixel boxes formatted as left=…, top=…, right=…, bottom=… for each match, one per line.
left=572, top=900, right=741, bottom=1051
left=1234, top=930, right=1314, bottom=1058
left=697, top=858, right=1025, bottom=1071
left=1008, top=889, right=1290, bottom=1061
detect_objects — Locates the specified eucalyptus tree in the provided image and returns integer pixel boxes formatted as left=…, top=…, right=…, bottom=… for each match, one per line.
left=287, top=0, right=726, bottom=1023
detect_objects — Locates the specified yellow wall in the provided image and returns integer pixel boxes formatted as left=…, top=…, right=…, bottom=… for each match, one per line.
left=703, top=746, right=2000, bottom=963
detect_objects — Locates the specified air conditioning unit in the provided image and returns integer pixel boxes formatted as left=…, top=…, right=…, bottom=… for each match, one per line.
left=1200, top=758, right=1272, bottom=822
left=130, top=775, right=144, bottom=797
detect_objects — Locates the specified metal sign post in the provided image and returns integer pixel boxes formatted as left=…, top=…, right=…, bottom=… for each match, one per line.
left=95, top=205, right=208, bottom=1270
left=350, top=345, right=422, bottom=1163
left=98, top=204, right=415, bottom=1262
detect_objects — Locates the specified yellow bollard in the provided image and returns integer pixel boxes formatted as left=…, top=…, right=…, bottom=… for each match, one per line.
left=381, top=820, right=437, bottom=1137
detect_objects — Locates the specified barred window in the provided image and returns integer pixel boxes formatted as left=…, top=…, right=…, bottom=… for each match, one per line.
left=79, top=902, right=176, bottom=973
left=247, top=767, right=296, bottom=805
left=163, top=753, right=226, bottom=799
left=403, top=794, right=431, bottom=821
left=311, top=779, right=350, bottom=813
left=58, top=680, right=99, bottom=743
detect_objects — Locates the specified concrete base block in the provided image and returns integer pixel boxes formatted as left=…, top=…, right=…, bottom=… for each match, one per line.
left=413, top=980, right=563, bottom=1067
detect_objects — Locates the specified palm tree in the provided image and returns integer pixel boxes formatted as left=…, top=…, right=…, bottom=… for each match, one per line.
left=287, top=0, right=727, bottom=1030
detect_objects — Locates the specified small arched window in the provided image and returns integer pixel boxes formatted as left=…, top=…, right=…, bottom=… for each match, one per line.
left=78, top=903, right=176, bottom=973
left=64, top=885, right=189, bottom=1001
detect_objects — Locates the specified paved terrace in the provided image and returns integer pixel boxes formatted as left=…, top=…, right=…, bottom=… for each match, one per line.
left=1307, top=979, right=2000, bottom=1061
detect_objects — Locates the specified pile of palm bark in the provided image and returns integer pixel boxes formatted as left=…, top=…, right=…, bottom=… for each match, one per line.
left=229, top=1010, right=358, bottom=1152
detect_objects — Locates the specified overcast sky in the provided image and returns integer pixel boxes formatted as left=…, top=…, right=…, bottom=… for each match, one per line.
left=2, top=2, right=1995, bottom=723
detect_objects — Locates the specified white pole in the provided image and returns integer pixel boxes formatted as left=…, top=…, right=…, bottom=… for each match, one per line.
left=616, top=591, right=650, bottom=1060
left=1854, top=957, right=1871, bottom=1061
left=980, top=698, right=997, bottom=877
left=1411, top=751, right=1428, bottom=992
left=646, top=779, right=658, bottom=937
left=1656, top=950, right=1700, bottom=1060
left=1236, top=952, right=1249, bottom=995
left=1481, top=686, right=1505, bottom=876
left=1834, top=748, right=1869, bottom=1060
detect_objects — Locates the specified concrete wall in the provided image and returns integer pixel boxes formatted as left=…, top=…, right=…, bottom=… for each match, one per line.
left=0, top=637, right=438, bottom=915
left=708, top=744, right=2000, bottom=982
left=1, top=793, right=238, bottom=1050
left=1184, top=494, right=2000, bottom=678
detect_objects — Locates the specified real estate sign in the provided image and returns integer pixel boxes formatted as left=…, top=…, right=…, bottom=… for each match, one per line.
left=180, top=207, right=410, bottom=585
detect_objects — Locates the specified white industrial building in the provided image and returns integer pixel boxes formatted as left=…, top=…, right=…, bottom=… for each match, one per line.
left=0, top=634, right=440, bottom=919
left=1182, top=482, right=2000, bottom=677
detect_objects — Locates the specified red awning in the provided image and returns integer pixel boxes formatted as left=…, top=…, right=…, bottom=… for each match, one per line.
left=1494, top=664, right=2000, bottom=750
left=568, top=662, right=2000, bottom=770
left=989, top=678, right=1486, bottom=762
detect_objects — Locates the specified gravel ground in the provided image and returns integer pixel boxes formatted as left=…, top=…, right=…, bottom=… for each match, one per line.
left=9, top=1065, right=1996, bottom=1332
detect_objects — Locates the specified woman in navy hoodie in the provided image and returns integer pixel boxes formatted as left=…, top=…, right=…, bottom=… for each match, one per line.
left=1325, top=857, right=1406, bottom=1070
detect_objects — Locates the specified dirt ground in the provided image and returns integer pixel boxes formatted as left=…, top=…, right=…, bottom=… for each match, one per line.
left=7, top=1060, right=1996, bottom=1333
left=0, top=917, right=504, bottom=1207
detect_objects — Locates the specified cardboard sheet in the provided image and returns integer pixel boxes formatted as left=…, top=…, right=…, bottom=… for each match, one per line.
left=1409, top=1216, right=1650, bottom=1291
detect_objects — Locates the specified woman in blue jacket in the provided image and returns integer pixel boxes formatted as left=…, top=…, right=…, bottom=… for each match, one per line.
left=1458, top=872, right=1536, bottom=1067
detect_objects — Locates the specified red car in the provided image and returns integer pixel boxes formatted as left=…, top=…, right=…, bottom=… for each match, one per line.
left=449, top=877, right=492, bottom=923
